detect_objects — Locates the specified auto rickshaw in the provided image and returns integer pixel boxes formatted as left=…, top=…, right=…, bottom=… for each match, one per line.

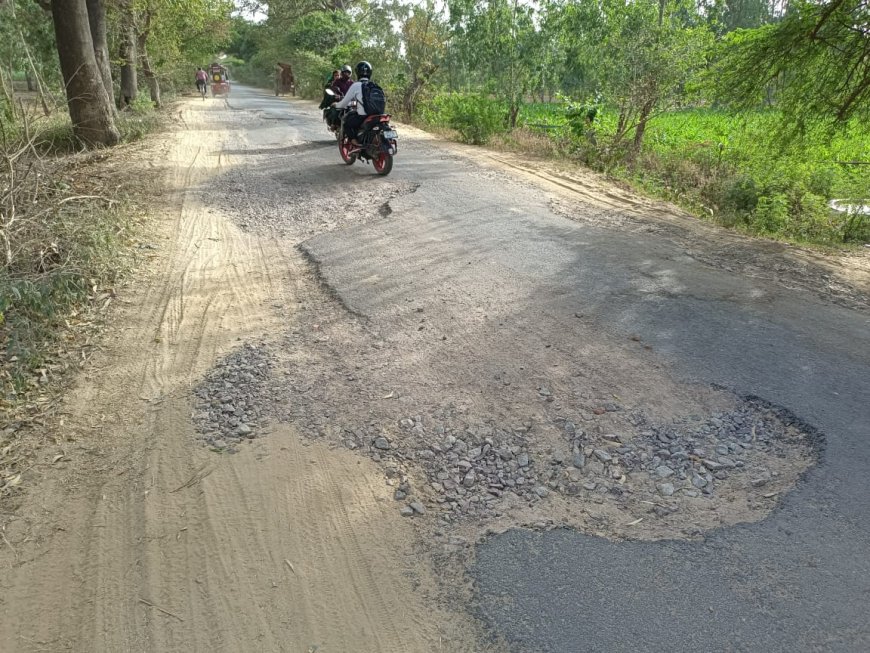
left=209, top=63, right=230, bottom=97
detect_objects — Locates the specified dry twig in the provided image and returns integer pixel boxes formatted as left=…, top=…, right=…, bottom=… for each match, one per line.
left=138, top=598, right=184, bottom=622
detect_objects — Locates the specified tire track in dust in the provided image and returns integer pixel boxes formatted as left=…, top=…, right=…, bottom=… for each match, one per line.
left=128, top=107, right=295, bottom=652
left=313, top=444, right=406, bottom=653
left=0, top=98, right=465, bottom=653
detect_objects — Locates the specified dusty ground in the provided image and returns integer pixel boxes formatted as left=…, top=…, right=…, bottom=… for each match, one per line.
left=0, top=90, right=863, bottom=652
left=0, top=101, right=490, bottom=652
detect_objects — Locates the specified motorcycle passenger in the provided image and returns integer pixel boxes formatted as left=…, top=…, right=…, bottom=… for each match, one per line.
left=333, top=61, right=373, bottom=147
left=195, top=67, right=208, bottom=94
left=332, top=65, right=354, bottom=97
left=323, top=65, right=354, bottom=128
left=319, top=70, right=340, bottom=110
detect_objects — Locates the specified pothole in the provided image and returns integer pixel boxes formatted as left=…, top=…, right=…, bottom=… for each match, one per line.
left=189, top=333, right=820, bottom=542
left=271, top=383, right=820, bottom=536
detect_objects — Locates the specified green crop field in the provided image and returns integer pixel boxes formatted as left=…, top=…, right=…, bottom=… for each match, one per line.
left=457, top=99, right=870, bottom=245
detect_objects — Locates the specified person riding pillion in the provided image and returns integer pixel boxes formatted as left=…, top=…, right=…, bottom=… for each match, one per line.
left=331, top=65, right=354, bottom=97
left=333, top=61, right=376, bottom=147
left=322, top=65, right=355, bottom=126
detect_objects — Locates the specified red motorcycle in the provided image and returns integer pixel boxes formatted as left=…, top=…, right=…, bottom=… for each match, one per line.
left=337, top=102, right=398, bottom=176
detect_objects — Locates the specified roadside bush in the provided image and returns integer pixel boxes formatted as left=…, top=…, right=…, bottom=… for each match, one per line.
left=722, top=175, right=759, bottom=214
left=750, top=193, right=789, bottom=234
left=788, top=191, right=836, bottom=242
left=418, top=93, right=506, bottom=145
left=842, top=208, right=870, bottom=243
left=1, top=122, right=137, bottom=399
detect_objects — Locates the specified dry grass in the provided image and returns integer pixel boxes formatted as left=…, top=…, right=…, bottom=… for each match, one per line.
left=494, top=126, right=568, bottom=159
left=0, top=107, right=163, bottom=506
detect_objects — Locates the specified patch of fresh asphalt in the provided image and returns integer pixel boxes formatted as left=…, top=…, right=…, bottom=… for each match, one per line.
left=229, top=87, right=870, bottom=652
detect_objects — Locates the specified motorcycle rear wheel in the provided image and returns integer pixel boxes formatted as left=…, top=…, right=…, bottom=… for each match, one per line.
left=339, top=138, right=356, bottom=165
left=372, top=150, right=393, bottom=176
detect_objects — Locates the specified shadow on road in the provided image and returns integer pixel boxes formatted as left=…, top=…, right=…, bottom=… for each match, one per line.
left=218, top=141, right=335, bottom=157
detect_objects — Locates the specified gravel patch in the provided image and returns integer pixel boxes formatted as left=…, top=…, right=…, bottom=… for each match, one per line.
left=191, top=342, right=276, bottom=451
left=209, top=163, right=419, bottom=239
left=330, top=396, right=820, bottom=523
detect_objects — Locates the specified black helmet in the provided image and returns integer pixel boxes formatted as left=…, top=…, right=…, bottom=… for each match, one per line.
left=341, top=64, right=352, bottom=74
left=355, top=61, right=372, bottom=79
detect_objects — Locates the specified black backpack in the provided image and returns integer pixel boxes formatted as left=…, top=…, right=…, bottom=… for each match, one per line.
left=361, top=80, right=386, bottom=115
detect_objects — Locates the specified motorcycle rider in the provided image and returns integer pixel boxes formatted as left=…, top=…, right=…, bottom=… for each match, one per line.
left=319, top=70, right=340, bottom=110
left=332, top=61, right=373, bottom=147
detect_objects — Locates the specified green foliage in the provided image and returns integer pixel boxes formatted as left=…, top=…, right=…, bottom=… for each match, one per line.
left=0, top=0, right=62, bottom=87
left=752, top=193, right=789, bottom=233
left=130, top=0, right=235, bottom=91
left=554, top=0, right=714, bottom=152
left=603, top=108, right=869, bottom=243
left=710, top=0, right=870, bottom=127
left=418, top=92, right=507, bottom=144
left=446, top=0, right=549, bottom=127
left=723, top=175, right=759, bottom=213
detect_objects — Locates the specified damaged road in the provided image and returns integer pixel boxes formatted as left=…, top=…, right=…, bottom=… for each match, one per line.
left=1, top=86, right=869, bottom=653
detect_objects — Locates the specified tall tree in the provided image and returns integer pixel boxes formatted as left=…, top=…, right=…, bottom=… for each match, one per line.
left=117, top=0, right=137, bottom=108
left=560, top=0, right=711, bottom=155
left=712, top=0, right=870, bottom=127
left=398, top=2, right=446, bottom=116
left=85, top=0, right=114, bottom=110
left=136, top=9, right=160, bottom=107
left=449, top=0, right=547, bottom=128
left=50, top=0, right=119, bottom=145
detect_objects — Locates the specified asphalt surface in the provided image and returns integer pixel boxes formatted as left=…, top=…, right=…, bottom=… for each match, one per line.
left=228, top=86, right=870, bottom=652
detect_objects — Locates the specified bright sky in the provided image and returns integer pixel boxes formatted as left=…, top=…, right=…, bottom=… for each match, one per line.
left=233, top=1, right=267, bottom=23
left=233, top=0, right=448, bottom=23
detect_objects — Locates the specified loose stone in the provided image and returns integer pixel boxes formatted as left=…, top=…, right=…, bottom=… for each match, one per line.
left=593, top=449, right=612, bottom=463
left=533, top=486, right=550, bottom=498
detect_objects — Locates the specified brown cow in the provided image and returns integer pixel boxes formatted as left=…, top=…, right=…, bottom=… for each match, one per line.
left=275, top=63, right=295, bottom=97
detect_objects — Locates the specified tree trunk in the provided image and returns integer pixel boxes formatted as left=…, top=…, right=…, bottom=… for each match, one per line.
left=0, top=66, right=16, bottom=120
left=137, top=15, right=160, bottom=107
left=508, top=102, right=519, bottom=129
left=631, top=95, right=657, bottom=159
left=402, top=77, right=424, bottom=118
left=86, top=0, right=114, bottom=114
left=139, top=42, right=160, bottom=107
left=615, top=110, right=629, bottom=143
left=25, top=70, right=35, bottom=92
left=118, top=27, right=137, bottom=107
left=50, top=0, right=120, bottom=147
